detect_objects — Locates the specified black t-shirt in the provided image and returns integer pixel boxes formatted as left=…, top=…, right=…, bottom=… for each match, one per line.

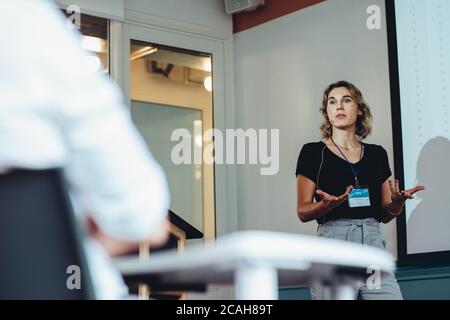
left=295, top=141, right=392, bottom=224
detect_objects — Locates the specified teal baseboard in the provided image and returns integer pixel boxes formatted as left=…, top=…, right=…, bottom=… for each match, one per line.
left=395, top=264, right=450, bottom=300
left=279, top=286, right=311, bottom=300
left=279, top=264, right=450, bottom=300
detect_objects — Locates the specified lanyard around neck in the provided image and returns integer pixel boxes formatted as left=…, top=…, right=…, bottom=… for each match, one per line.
left=330, top=137, right=364, bottom=186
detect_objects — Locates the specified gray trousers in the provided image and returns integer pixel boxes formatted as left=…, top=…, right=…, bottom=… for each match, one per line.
left=311, top=218, right=403, bottom=300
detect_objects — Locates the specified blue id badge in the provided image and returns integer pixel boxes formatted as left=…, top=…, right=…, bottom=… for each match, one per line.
left=348, top=186, right=371, bottom=208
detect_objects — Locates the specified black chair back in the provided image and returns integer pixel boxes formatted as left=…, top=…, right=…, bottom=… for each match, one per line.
left=0, top=169, right=95, bottom=299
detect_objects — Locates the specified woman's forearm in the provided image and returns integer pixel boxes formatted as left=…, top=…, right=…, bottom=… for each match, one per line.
left=387, top=200, right=404, bottom=214
left=297, top=201, right=333, bottom=222
left=380, top=201, right=405, bottom=223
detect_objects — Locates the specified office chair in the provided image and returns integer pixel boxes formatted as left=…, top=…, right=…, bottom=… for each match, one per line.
left=0, top=168, right=95, bottom=299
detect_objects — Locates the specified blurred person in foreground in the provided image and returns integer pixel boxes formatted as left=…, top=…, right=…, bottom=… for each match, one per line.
left=0, top=0, right=170, bottom=299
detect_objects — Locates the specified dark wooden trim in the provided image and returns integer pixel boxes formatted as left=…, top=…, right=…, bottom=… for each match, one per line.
left=169, top=210, right=203, bottom=239
left=233, top=0, right=324, bottom=33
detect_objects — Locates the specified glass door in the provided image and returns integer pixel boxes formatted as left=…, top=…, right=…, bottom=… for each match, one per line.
left=129, top=40, right=215, bottom=242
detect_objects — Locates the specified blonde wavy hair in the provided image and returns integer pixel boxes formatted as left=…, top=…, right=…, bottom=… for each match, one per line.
left=319, top=80, right=373, bottom=140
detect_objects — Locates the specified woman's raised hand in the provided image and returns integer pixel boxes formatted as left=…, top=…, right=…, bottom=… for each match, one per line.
left=316, top=185, right=354, bottom=210
left=389, top=179, right=425, bottom=204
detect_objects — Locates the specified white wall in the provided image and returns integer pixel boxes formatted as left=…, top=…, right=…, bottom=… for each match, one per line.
left=56, top=0, right=124, bottom=20
left=234, top=0, right=399, bottom=257
left=125, top=0, right=232, bottom=37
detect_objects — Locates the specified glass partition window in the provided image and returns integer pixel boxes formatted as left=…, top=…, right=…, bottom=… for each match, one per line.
left=130, top=40, right=214, bottom=240
left=131, top=102, right=204, bottom=232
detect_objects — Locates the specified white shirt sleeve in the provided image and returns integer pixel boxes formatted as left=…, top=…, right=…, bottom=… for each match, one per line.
left=7, top=0, right=170, bottom=241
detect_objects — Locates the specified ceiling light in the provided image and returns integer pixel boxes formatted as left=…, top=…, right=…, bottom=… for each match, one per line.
left=131, top=46, right=158, bottom=61
left=204, top=76, right=212, bottom=92
left=204, top=59, right=212, bottom=72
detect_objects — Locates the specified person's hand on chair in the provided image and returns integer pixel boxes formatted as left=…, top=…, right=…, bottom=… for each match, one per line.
left=86, top=215, right=170, bottom=256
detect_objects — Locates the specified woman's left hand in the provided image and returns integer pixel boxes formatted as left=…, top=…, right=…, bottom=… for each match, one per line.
left=389, top=179, right=425, bottom=204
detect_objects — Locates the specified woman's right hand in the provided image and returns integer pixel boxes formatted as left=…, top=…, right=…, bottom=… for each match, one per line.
left=316, top=185, right=353, bottom=210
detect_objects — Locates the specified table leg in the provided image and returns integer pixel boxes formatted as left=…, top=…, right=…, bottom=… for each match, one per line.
left=331, top=282, right=358, bottom=300
left=234, top=266, right=278, bottom=300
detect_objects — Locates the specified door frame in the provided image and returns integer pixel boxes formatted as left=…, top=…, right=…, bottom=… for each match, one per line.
left=110, top=17, right=237, bottom=240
